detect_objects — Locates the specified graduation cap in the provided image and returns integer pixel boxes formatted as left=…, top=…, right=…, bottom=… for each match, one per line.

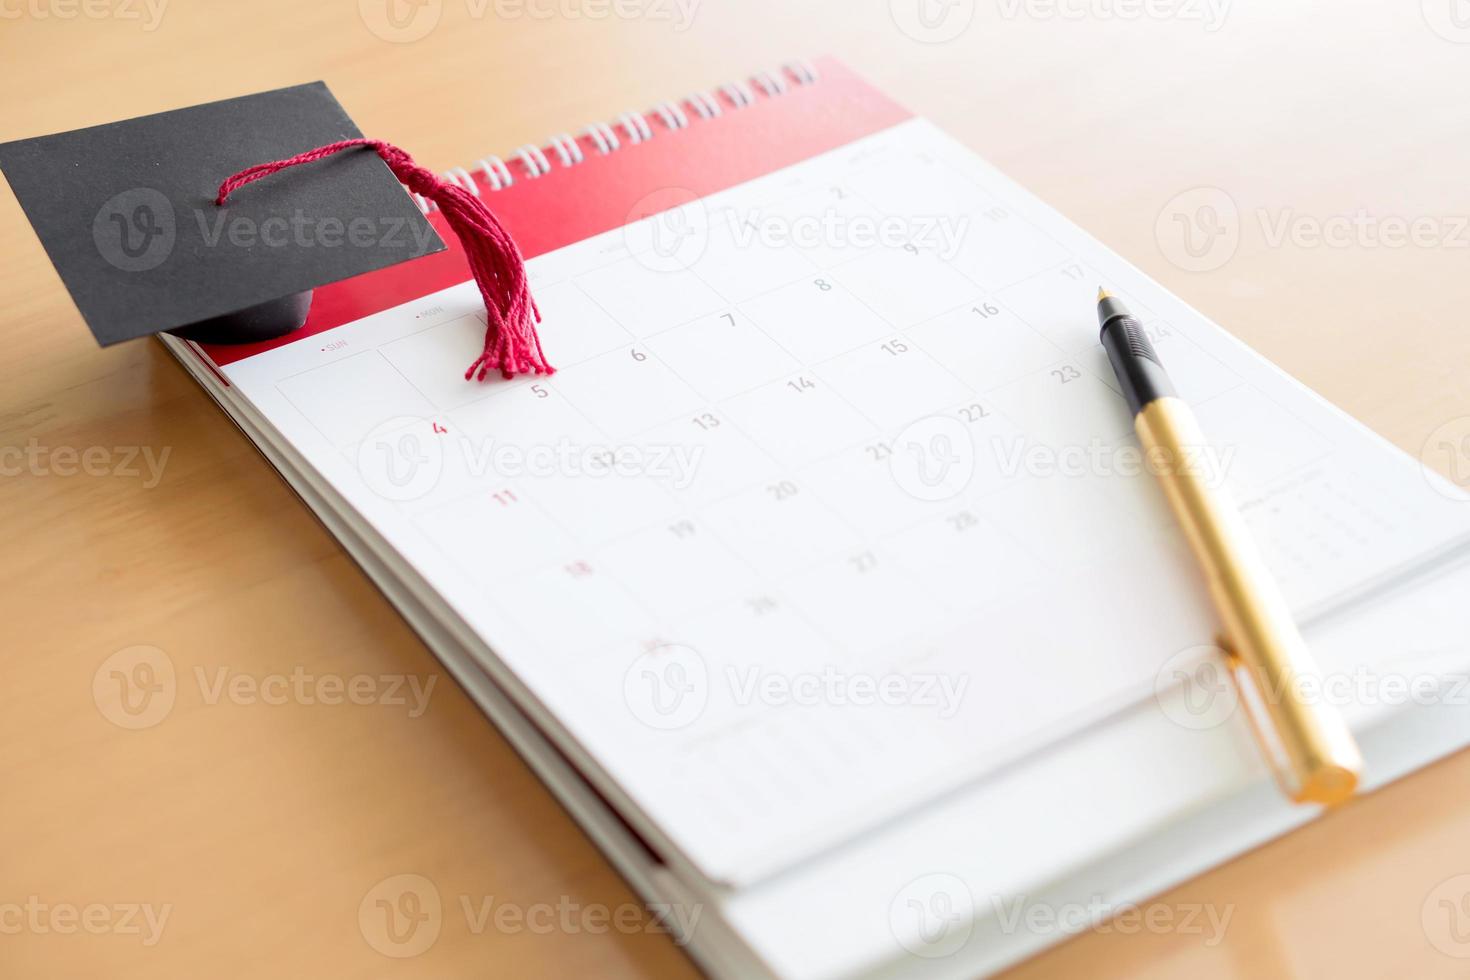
left=0, top=83, right=552, bottom=379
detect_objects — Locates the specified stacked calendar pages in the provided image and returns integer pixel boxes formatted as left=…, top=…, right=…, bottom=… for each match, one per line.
left=164, top=59, right=1470, bottom=979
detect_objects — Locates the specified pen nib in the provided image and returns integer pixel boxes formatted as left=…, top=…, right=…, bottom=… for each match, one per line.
left=1097, top=286, right=1112, bottom=302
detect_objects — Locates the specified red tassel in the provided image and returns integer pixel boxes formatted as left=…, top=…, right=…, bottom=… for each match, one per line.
left=215, top=139, right=553, bottom=381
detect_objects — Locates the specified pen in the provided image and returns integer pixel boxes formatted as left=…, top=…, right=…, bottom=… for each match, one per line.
left=1096, top=288, right=1363, bottom=806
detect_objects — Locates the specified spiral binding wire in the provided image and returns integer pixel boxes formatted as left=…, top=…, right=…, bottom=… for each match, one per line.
left=411, top=60, right=820, bottom=214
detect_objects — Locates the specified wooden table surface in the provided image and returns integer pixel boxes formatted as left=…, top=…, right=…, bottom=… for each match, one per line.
left=4, top=1, right=1470, bottom=977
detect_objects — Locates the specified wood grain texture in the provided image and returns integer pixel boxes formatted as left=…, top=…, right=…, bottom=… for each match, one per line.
left=2, top=1, right=1469, bottom=976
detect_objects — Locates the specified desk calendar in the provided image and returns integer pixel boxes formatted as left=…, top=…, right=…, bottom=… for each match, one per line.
left=169, top=58, right=1470, bottom=886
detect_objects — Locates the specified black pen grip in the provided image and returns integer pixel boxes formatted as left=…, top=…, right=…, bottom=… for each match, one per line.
left=1100, top=314, right=1176, bottom=416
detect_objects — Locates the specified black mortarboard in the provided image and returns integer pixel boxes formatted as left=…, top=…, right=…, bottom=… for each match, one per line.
left=0, top=82, right=444, bottom=346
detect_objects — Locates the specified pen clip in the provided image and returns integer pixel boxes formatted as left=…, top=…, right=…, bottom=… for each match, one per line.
left=1217, top=636, right=1300, bottom=801
left=1215, top=633, right=1361, bottom=806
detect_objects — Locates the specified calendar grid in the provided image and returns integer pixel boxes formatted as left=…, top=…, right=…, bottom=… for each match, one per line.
left=281, top=171, right=1240, bottom=689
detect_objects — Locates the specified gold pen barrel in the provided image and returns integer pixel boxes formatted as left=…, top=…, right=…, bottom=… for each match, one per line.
left=1136, top=397, right=1363, bottom=805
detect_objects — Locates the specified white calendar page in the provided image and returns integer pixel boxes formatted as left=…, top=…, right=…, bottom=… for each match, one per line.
left=205, top=117, right=1470, bottom=883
